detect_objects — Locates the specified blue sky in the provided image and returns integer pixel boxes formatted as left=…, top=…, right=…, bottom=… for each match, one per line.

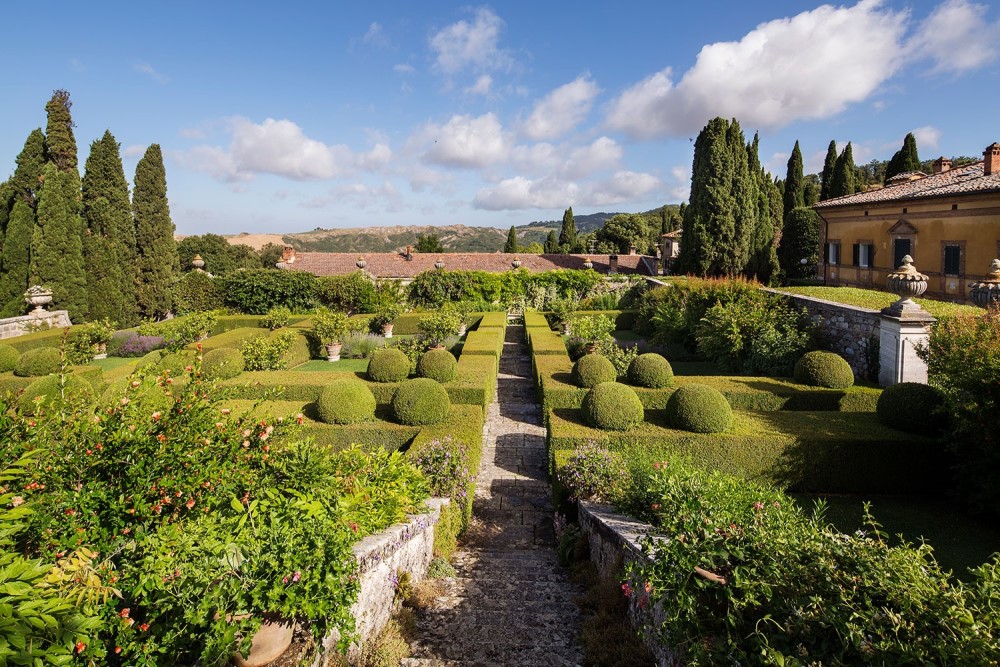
left=2, top=0, right=999, bottom=235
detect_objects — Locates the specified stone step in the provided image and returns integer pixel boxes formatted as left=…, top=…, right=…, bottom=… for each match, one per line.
left=400, top=658, right=467, bottom=667
left=408, top=640, right=583, bottom=666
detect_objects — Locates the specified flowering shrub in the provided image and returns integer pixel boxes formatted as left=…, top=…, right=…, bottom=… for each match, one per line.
left=108, top=332, right=166, bottom=358
left=411, top=437, right=474, bottom=504
left=138, top=310, right=221, bottom=352
left=341, top=332, right=386, bottom=359
left=560, top=443, right=627, bottom=501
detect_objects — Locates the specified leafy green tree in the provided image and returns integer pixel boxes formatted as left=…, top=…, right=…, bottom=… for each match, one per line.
left=544, top=230, right=559, bottom=253
left=783, top=141, right=805, bottom=217
left=133, top=144, right=178, bottom=318
left=504, top=226, right=519, bottom=253
left=558, top=207, right=577, bottom=251
left=0, top=201, right=35, bottom=315
left=778, top=207, right=820, bottom=280
left=676, top=118, right=734, bottom=276
left=820, top=140, right=838, bottom=201
left=414, top=233, right=444, bottom=253
left=830, top=142, right=856, bottom=198
left=82, top=131, right=137, bottom=325
left=746, top=134, right=780, bottom=283
left=802, top=174, right=821, bottom=206
left=5, top=129, right=46, bottom=210
left=884, top=133, right=921, bottom=184
left=595, top=213, right=650, bottom=254
left=43, top=90, right=78, bottom=174
left=30, top=164, right=88, bottom=317
left=177, top=234, right=259, bottom=274
left=259, top=242, right=284, bottom=268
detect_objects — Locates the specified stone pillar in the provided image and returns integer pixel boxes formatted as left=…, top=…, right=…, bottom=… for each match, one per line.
left=878, top=308, right=934, bottom=386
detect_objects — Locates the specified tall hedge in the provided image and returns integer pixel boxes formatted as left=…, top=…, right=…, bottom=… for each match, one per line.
left=30, top=164, right=88, bottom=319
left=133, top=144, right=178, bottom=319
left=0, top=201, right=35, bottom=316
left=219, top=269, right=317, bottom=314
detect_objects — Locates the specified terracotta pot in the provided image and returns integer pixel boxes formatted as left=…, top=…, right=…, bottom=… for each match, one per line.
left=458, top=323, right=467, bottom=336
left=584, top=342, right=598, bottom=354
left=325, top=343, right=342, bottom=362
left=382, top=323, right=394, bottom=339
left=93, top=343, right=108, bottom=360
left=231, top=615, right=296, bottom=667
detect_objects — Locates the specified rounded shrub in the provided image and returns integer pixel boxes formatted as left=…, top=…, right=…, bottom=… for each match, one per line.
left=156, top=351, right=196, bottom=376
left=665, top=384, right=733, bottom=433
left=582, top=382, right=645, bottom=431
left=0, top=344, right=18, bottom=372
left=572, top=353, right=617, bottom=388
left=14, top=348, right=61, bottom=377
left=416, top=349, right=458, bottom=383
left=627, top=353, right=674, bottom=388
left=368, top=348, right=411, bottom=383
left=317, top=378, right=376, bottom=425
left=876, top=382, right=948, bottom=435
left=793, top=351, right=855, bottom=389
left=202, top=348, right=245, bottom=380
left=391, top=378, right=450, bottom=425
left=18, top=375, right=95, bottom=415
left=134, top=349, right=164, bottom=371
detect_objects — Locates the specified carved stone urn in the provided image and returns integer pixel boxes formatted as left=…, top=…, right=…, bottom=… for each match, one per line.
left=969, top=259, right=1000, bottom=309
left=882, top=255, right=929, bottom=318
left=583, top=258, right=594, bottom=270
left=24, top=286, right=53, bottom=315
left=511, top=256, right=521, bottom=269
left=434, top=259, right=445, bottom=270
left=356, top=256, right=366, bottom=270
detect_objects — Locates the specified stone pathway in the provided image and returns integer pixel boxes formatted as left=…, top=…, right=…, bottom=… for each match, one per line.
left=403, top=324, right=583, bottom=667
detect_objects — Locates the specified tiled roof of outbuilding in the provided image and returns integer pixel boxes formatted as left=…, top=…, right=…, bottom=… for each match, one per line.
left=814, top=161, right=1000, bottom=208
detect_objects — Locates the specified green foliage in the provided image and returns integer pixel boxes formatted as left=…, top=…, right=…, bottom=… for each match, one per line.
left=417, top=349, right=458, bottom=383
left=782, top=140, right=805, bottom=217
left=31, top=164, right=88, bottom=318
left=260, top=306, right=291, bottom=330
left=885, top=132, right=921, bottom=184
left=627, top=353, right=674, bottom=388
left=17, top=374, right=95, bottom=415
left=368, top=348, right=412, bottom=383
left=544, top=230, right=560, bottom=253
left=876, top=382, right=947, bottom=435
left=340, top=332, right=385, bottom=359
left=582, top=382, right=645, bottom=431
left=559, top=207, right=578, bottom=251
left=410, top=437, right=474, bottom=505
left=794, top=350, right=855, bottom=389
left=316, top=271, right=376, bottom=313
left=172, top=270, right=223, bottom=315
left=777, top=285, right=981, bottom=319
left=559, top=443, right=627, bottom=501
left=201, top=347, right=245, bottom=380
left=240, top=331, right=295, bottom=371
left=316, top=378, right=376, bottom=424
left=312, top=308, right=350, bottom=346
left=830, top=141, right=856, bottom=198
left=133, top=144, right=179, bottom=319
left=664, top=383, right=733, bottom=433
left=417, top=310, right=461, bottom=347
left=391, top=378, right=450, bottom=425
left=43, top=90, right=77, bottom=173
left=568, top=313, right=614, bottom=344
left=572, top=353, right=617, bottom=388
left=0, top=201, right=35, bottom=316
left=504, top=225, right=519, bottom=253
left=820, top=140, right=838, bottom=201
left=407, top=269, right=600, bottom=309
left=594, top=213, right=652, bottom=255
left=0, top=344, right=19, bottom=372
left=590, top=338, right=638, bottom=377
left=219, top=269, right=317, bottom=314
left=177, top=234, right=262, bottom=275
left=14, top=347, right=61, bottom=377
left=414, top=233, right=444, bottom=253
left=778, top=207, right=820, bottom=280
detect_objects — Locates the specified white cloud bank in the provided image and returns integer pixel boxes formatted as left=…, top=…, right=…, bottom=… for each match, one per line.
left=473, top=170, right=660, bottom=211
left=430, top=7, right=512, bottom=74
left=909, top=0, right=1000, bottom=73
left=520, top=74, right=600, bottom=141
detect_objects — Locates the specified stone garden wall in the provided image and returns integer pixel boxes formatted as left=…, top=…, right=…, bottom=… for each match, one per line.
left=0, top=311, right=72, bottom=340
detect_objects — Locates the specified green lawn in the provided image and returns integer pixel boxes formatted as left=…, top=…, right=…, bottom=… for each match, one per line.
left=290, top=359, right=370, bottom=373
left=776, top=286, right=980, bottom=319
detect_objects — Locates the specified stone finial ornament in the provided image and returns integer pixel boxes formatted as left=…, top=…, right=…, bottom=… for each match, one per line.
left=969, top=259, right=1000, bottom=309
left=883, top=255, right=930, bottom=318
left=434, top=259, right=445, bottom=270
left=191, top=254, right=206, bottom=271
left=356, top=256, right=367, bottom=269
left=24, top=285, right=53, bottom=315
left=583, top=257, right=594, bottom=270
left=511, top=257, right=521, bottom=269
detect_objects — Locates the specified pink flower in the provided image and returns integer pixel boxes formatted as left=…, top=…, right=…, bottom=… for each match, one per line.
left=11, top=496, right=24, bottom=507
left=152, top=411, right=161, bottom=421
left=292, top=571, right=301, bottom=583
left=221, top=409, right=231, bottom=416
left=753, top=502, right=764, bottom=511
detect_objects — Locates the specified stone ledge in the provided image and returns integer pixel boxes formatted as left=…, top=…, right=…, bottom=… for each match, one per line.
left=0, top=310, right=72, bottom=340
left=763, top=288, right=881, bottom=315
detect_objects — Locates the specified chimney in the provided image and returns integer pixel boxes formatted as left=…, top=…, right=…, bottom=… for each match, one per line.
left=404, top=245, right=413, bottom=260
left=984, top=143, right=1000, bottom=176
left=628, top=244, right=637, bottom=256
left=281, top=245, right=296, bottom=263
left=608, top=254, right=618, bottom=275
left=932, top=156, right=952, bottom=174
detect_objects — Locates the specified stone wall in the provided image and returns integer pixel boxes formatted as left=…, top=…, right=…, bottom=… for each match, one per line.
left=0, top=311, right=72, bottom=340
left=764, top=289, right=881, bottom=378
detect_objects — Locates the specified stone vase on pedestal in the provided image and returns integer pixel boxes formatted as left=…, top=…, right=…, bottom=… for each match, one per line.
left=325, top=343, right=343, bottom=362
left=878, top=255, right=934, bottom=387
left=969, top=259, right=1000, bottom=309
left=24, top=286, right=53, bottom=315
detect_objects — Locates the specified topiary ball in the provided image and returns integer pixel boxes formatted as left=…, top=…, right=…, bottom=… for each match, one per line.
left=14, top=347, right=61, bottom=377
left=0, top=344, right=18, bottom=372
left=665, top=384, right=733, bottom=433
left=156, top=351, right=197, bottom=376
left=391, top=378, right=451, bottom=425
left=793, top=351, right=855, bottom=389
left=572, top=353, right=617, bottom=388
left=627, top=353, right=674, bottom=388
left=135, top=349, right=164, bottom=371
left=202, top=348, right=246, bottom=380
left=417, top=348, right=458, bottom=383
left=368, top=348, right=411, bottom=383
left=876, top=382, right=948, bottom=435
left=18, top=374, right=95, bottom=415
left=317, top=378, right=376, bottom=425
left=583, top=382, right=645, bottom=431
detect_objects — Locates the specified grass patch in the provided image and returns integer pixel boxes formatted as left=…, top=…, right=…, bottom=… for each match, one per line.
left=776, top=286, right=980, bottom=319
left=291, top=359, right=370, bottom=373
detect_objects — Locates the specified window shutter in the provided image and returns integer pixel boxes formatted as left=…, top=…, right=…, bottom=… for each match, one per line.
left=852, top=244, right=860, bottom=266
left=824, top=243, right=830, bottom=264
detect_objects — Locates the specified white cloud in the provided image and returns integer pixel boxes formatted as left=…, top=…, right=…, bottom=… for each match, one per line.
left=332, top=181, right=403, bottom=212
left=362, top=22, right=389, bottom=48
left=135, top=62, right=168, bottom=84
left=585, top=171, right=662, bottom=207
left=910, top=0, right=1000, bottom=73
left=472, top=170, right=661, bottom=211
left=521, top=74, right=600, bottom=141
left=563, top=137, right=622, bottom=179
left=393, top=63, right=416, bottom=74
left=466, top=74, right=493, bottom=96
left=429, top=7, right=512, bottom=74
left=356, top=143, right=393, bottom=171
left=606, top=1, right=909, bottom=139
left=418, top=113, right=508, bottom=168
left=123, top=144, right=148, bottom=158
left=911, top=125, right=942, bottom=151
left=668, top=165, right=692, bottom=201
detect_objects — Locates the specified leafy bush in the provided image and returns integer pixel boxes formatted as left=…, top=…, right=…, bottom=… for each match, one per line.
left=640, top=277, right=761, bottom=349
left=0, top=343, right=18, bottom=372
left=572, top=353, right=617, bottom=388
left=391, top=378, right=451, bottom=425
left=560, top=443, right=628, bottom=501
left=240, top=331, right=295, bottom=371
left=219, top=268, right=317, bottom=314
left=135, top=349, right=164, bottom=370
left=316, top=378, right=376, bottom=424
left=568, top=313, right=615, bottom=344
left=592, top=338, right=638, bottom=376
left=139, top=310, right=221, bottom=352
left=17, top=374, right=95, bottom=415
left=408, top=269, right=600, bottom=309
left=664, top=383, right=732, bottom=433
left=14, top=347, right=61, bottom=377
left=627, top=353, right=674, bottom=388
left=316, top=271, right=376, bottom=314
left=411, top=437, right=474, bottom=504
left=417, top=310, right=462, bottom=347
left=341, top=332, right=386, bottom=359
left=260, top=306, right=291, bottom=330
left=582, top=382, right=644, bottom=431
left=312, top=308, right=350, bottom=346
left=108, top=331, right=166, bottom=357
left=417, top=349, right=458, bottom=383
left=875, top=382, right=947, bottom=435
left=201, top=347, right=246, bottom=380
left=172, top=269, right=224, bottom=315
left=794, top=350, right=854, bottom=389
left=368, top=348, right=412, bottom=383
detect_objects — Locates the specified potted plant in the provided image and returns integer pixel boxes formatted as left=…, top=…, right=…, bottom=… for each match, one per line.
left=449, top=302, right=475, bottom=336
left=372, top=297, right=401, bottom=338
left=549, top=298, right=577, bottom=335
left=312, top=308, right=350, bottom=361
left=569, top=313, right=615, bottom=354
left=86, top=318, right=116, bottom=359
left=23, top=285, right=53, bottom=314
left=417, top=310, right=461, bottom=350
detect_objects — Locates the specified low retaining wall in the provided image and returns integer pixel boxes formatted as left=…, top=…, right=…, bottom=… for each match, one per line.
left=0, top=311, right=71, bottom=340
left=578, top=501, right=677, bottom=667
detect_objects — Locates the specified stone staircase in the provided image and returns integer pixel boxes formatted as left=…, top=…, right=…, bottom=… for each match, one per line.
left=403, top=325, right=583, bottom=667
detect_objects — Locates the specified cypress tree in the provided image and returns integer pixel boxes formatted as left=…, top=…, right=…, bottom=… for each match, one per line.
left=44, top=90, right=78, bottom=175
left=783, top=141, right=805, bottom=217
left=7, top=129, right=47, bottom=210
left=134, top=145, right=178, bottom=318
left=558, top=207, right=577, bottom=251
left=30, top=164, right=88, bottom=318
left=0, top=201, right=35, bottom=315
left=504, top=225, right=519, bottom=253
left=746, top=134, right=780, bottom=283
left=830, top=143, right=856, bottom=198
left=82, top=131, right=138, bottom=325
left=884, top=133, right=921, bottom=184
left=778, top=207, right=821, bottom=280
left=820, top=140, right=838, bottom=201
left=727, top=121, right=755, bottom=276
left=544, top=230, right=559, bottom=253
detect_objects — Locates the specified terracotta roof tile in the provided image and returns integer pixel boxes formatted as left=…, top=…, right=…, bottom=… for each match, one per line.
left=814, top=161, right=1000, bottom=209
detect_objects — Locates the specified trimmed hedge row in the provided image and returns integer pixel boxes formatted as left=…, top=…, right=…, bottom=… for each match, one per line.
left=476, top=312, right=507, bottom=328
left=191, top=327, right=265, bottom=353
left=211, top=314, right=310, bottom=334
left=0, top=365, right=106, bottom=397
left=460, top=327, right=505, bottom=358
left=526, top=329, right=568, bottom=356
left=4, top=328, right=68, bottom=353
left=523, top=311, right=550, bottom=329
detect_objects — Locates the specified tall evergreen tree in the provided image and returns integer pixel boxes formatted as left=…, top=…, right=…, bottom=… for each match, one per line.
left=44, top=90, right=78, bottom=174
left=778, top=207, right=821, bottom=280
left=6, top=130, right=46, bottom=210
left=30, top=164, right=88, bottom=317
left=746, top=134, right=780, bottom=283
left=82, top=130, right=137, bottom=325
left=543, top=230, right=559, bottom=253
left=558, top=207, right=577, bottom=251
left=820, top=140, right=838, bottom=201
left=504, top=225, right=519, bottom=253
left=133, top=145, right=178, bottom=318
left=884, top=133, right=921, bottom=183
left=0, top=201, right=35, bottom=315
left=830, top=143, right=856, bottom=198
left=727, top=121, right=756, bottom=276
left=783, top=141, right=805, bottom=217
